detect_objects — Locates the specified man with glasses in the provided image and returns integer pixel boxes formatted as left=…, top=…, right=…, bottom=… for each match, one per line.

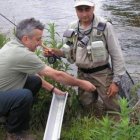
left=44, top=0, right=125, bottom=114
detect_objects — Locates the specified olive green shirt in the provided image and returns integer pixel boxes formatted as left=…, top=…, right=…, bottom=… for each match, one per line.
left=0, top=39, right=45, bottom=91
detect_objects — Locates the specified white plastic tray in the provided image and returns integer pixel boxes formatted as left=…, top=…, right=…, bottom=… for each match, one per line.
left=43, top=92, right=68, bottom=140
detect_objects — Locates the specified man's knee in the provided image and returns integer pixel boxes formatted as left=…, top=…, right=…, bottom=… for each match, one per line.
left=22, top=89, right=33, bottom=103
left=0, top=89, right=33, bottom=114
left=35, top=76, right=42, bottom=87
left=12, top=89, right=33, bottom=109
left=32, top=76, right=42, bottom=95
left=29, top=76, right=42, bottom=87
left=24, top=76, right=42, bottom=96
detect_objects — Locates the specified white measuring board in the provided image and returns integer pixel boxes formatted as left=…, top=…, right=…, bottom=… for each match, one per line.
left=43, top=92, right=68, bottom=140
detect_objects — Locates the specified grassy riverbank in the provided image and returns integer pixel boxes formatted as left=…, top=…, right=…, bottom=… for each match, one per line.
left=0, top=23, right=140, bottom=139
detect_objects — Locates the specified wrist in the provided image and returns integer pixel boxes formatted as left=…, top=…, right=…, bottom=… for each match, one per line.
left=50, top=86, right=55, bottom=94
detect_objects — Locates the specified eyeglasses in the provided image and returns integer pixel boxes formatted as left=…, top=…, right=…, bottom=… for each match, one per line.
left=76, top=6, right=92, bottom=12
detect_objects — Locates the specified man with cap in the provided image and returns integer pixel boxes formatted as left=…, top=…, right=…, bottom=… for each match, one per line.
left=44, top=0, right=126, bottom=113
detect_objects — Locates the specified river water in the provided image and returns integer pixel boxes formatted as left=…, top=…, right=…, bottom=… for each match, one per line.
left=0, top=0, right=140, bottom=81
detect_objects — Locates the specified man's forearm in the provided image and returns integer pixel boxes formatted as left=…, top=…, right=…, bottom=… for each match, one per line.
left=39, top=66, right=96, bottom=92
left=38, top=66, right=79, bottom=86
left=52, top=71, right=82, bottom=86
left=52, top=71, right=96, bottom=92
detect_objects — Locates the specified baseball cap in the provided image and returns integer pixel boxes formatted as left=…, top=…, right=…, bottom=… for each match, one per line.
left=74, top=0, right=95, bottom=7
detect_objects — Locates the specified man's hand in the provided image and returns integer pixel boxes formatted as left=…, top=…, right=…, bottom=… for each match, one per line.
left=80, top=80, right=96, bottom=92
left=43, top=47, right=64, bottom=57
left=107, top=83, right=119, bottom=97
left=43, top=48, right=54, bottom=57
left=41, top=43, right=54, bottom=57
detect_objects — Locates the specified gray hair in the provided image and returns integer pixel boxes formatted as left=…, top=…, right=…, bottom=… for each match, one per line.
left=15, top=18, right=45, bottom=40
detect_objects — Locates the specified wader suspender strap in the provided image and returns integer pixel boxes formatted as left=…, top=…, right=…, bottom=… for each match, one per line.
left=97, top=22, right=107, bottom=34
left=72, top=35, right=78, bottom=61
left=96, top=21, right=115, bottom=72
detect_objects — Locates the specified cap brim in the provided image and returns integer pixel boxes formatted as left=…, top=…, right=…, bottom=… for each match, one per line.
left=74, top=1, right=94, bottom=7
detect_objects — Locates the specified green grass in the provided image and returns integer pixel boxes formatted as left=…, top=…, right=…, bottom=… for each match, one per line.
left=0, top=33, right=8, bottom=48
left=61, top=98, right=140, bottom=140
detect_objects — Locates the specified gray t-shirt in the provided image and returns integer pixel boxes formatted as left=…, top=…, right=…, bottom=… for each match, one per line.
left=0, top=39, right=45, bottom=91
